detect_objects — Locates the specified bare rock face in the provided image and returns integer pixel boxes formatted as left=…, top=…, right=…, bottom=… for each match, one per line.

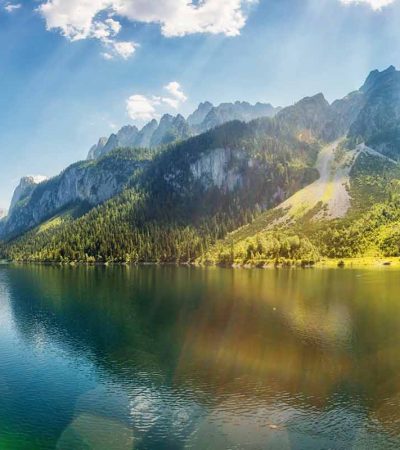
left=135, top=119, right=158, bottom=148
left=190, top=148, right=244, bottom=192
left=348, top=66, right=400, bottom=160
left=9, top=175, right=48, bottom=213
left=1, top=153, right=146, bottom=240
left=87, top=137, right=108, bottom=160
left=187, top=101, right=214, bottom=128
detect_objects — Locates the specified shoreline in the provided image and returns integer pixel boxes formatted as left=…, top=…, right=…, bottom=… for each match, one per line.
left=2, top=257, right=400, bottom=269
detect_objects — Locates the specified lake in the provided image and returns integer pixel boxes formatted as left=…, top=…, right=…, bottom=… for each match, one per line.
left=0, top=265, right=399, bottom=449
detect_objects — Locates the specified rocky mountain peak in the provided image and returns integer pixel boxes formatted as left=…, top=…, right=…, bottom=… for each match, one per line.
left=361, top=65, right=399, bottom=94
left=87, top=136, right=109, bottom=160
left=187, top=101, right=214, bottom=127
left=119, top=124, right=139, bottom=133
left=150, top=113, right=191, bottom=147
left=274, top=92, right=337, bottom=141
left=159, top=114, right=174, bottom=125
left=298, top=93, right=329, bottom=108
left=87, top=100, right=280, bottom=160
left=9, top=175, right=48, bottom=213
left=117, top=125, right=139, bottom=144
left=348, top=66, right=400, bottom=157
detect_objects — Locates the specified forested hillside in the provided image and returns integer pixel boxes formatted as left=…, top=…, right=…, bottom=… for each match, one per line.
left=2, top=66, right=400, bottom=266
left=1, top=118, right=320, bottom=263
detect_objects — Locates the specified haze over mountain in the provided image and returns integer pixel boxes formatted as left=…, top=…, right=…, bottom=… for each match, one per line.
left=87, top=101, right=280, bottom=160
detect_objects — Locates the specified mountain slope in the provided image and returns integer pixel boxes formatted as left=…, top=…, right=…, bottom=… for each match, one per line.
left=3, top=66, right=400, bottom=265
left=0, top=114, right=322, bottom=261
left=273, top=139, right=356, bottom=224
left=348, top=65, right=400, bottom=160
left=205, top=144, right=400, bottom=265
left=0, top=149, right=152, bottom=240
left=201, top=66, right=400, bottom=265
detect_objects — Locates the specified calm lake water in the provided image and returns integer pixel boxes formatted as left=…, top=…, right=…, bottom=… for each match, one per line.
left=0, top=265, right=400, bottom=449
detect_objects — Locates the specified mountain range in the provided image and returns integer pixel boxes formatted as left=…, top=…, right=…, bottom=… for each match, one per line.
left=87, top=101, right=280, bottom=160
left=1, top=66, right=400, bottom=265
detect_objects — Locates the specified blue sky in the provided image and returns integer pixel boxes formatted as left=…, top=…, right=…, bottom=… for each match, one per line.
left=0, top=0, right=399, bottom=208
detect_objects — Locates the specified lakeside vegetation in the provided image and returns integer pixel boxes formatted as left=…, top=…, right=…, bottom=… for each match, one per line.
left=2, top=149, right=400, bottom=267
left=2, top=188, right=400, bottom=267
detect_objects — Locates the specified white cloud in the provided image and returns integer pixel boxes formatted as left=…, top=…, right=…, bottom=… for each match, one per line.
left=115, top=0, right=255, bottom=37
left=90, top=18, right=121, bottom=40
left=339, top=0, right=396, bottom=10
left=164, top=81, right=187, bottom=103
left=126, top=94, right=157, bottom=121
left=38, top=0, right=108, bottom=41
left=38, top=0, right=136, bottom=59
left=37, top=0, right=255, bottom=59
left=126, top=81, right=187, bottom=121
left=102, top=41, right=137, bottom=60
left=4, top=2, right=21, bottom=12
left=105, top=18, right=121, bottom=35
left=112, top=40, right=137, bottom=59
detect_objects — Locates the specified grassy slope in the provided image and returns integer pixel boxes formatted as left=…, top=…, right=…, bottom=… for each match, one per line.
left=204, top=143, right=400, bottom=266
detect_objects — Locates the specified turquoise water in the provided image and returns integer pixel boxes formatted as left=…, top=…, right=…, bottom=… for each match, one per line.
left=0, top=265, right=400, bottom=449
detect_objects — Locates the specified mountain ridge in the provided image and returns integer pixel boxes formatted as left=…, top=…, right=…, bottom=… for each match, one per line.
left=2, top=66, right=400, bottom=265
left=87, top=100, right=281, bottom=160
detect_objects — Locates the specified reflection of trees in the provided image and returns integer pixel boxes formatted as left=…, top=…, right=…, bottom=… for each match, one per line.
left=6, top=265, right=400, bottom=442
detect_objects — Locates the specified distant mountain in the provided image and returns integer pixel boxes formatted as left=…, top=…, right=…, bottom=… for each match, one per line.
left=197, top=101, right=280, bottom=134
left=87, top=137, right=109, bottom=160
left=9, top=175, right=48, bottom=214
left=87, top=101, right=281, bottom=160
left=186, top=101, right=213, bottom=127
left=274, top=93, right=337, bottom=141
left=3, top=66, right=400, bottom=266
left=149, top=114, right=190, bottom=148
left=0, top=209, right=6, bottom=220
left=348, top=65, right=400, bottom=160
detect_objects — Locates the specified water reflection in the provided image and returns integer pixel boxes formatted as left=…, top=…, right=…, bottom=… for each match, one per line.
left=0, top=265, right=400, bottom=449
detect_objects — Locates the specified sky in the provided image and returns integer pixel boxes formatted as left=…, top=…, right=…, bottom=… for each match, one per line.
left=0, top=0, right=400, bottom=209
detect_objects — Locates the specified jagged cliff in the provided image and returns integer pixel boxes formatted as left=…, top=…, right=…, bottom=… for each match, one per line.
left=1, top=150, right=149, bottom=239
left=348, top=65, right=400, bottom=159
left=9, top=175, right=48, bottom=214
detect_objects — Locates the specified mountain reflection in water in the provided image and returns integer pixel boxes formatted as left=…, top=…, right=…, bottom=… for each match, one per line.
left=0, top=265, right=399, bottom=449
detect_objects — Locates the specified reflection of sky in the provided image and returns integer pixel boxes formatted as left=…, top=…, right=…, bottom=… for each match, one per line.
left=1, top=266, right=400, bottom=449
